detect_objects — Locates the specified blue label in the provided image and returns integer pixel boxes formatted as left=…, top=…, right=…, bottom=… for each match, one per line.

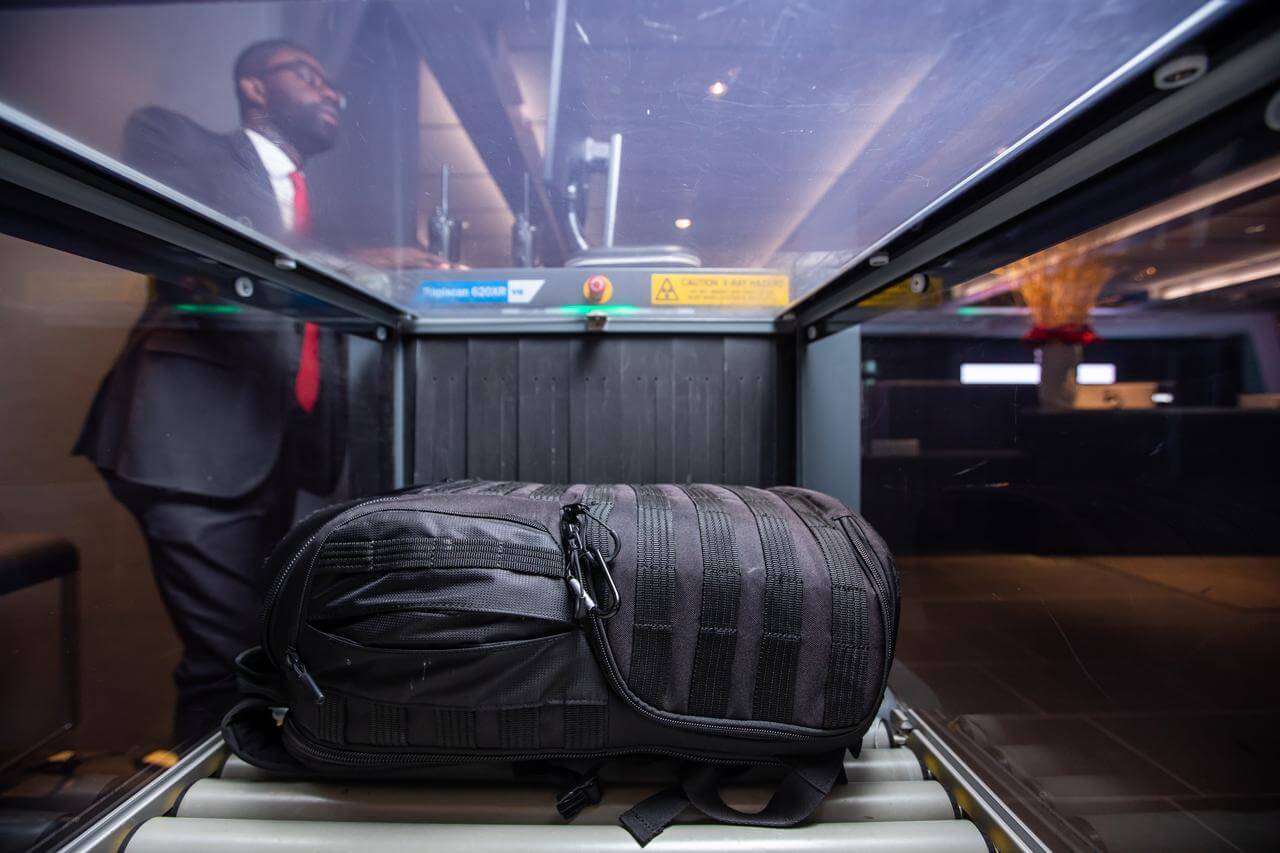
left=420, top=281, right=509, bottom=303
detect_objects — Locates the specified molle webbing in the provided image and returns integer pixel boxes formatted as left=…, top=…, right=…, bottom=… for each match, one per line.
left=628, top=485, right=676, bottom=705
left=473, top=481, right=524, bottom=495
left=580, top=484, right=616, bottom=553
left=424, top=478, right=480, bottom=493
left=779, top=493, right=867, bottom=728
left=528, top=483, right=569, bottom=501
left=727, top=486, right=804, bottom=723
left=680, top=485, right=741, bottom=718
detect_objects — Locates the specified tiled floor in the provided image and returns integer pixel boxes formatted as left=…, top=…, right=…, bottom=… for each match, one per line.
left=890, top=554, right=1280, bottom=852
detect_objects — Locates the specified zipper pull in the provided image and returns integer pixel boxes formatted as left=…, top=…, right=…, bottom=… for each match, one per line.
left=285, top=648, right=326, bottom=704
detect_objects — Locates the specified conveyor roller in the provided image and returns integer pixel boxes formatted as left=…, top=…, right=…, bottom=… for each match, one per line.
left=126, top=816, right=991, bottom=852
left=113, top=716, right=998, bottom=852
left=174, top=778, right=955, bottom=824
left=216, top=745, right=926, bottom=785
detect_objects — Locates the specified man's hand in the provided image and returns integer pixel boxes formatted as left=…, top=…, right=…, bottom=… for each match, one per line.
left=349, top=246, right=461, bottom=269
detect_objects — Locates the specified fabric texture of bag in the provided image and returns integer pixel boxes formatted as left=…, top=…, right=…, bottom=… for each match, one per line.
left=223, top=480, right=900, bottom=845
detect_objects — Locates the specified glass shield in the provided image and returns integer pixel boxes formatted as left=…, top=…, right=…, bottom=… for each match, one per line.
left=0, top=0, right=1221, bottom=322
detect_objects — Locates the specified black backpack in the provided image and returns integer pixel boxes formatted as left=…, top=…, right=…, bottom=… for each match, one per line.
left=223, top=481, right=900, bottom=845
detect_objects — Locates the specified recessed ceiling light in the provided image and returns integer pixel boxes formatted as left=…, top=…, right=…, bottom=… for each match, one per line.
left=1245, top=223, right=1267, bottom=234
left=707, top=80, right=728, bottom=97
left=674, top=217, right=693, bottom=230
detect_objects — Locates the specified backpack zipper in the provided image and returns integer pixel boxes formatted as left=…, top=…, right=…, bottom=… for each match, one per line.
left=561, top=504, right=858, bottom=745
left=284, top=647, right=326, bottom=704
left=264, top=496, right=560, bottom=670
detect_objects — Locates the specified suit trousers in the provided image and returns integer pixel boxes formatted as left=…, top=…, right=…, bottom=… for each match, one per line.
left=105, top=469, right=295, bottom=743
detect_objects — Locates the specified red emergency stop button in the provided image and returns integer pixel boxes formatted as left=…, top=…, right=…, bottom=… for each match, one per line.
left=583, top=274, right=613, bottom=304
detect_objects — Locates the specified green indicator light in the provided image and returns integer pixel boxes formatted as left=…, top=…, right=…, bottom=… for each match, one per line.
left=956, top=306, right=980, bottom=316
left=173, top=303, right=243, bottom=314
left=555, top=304, right=640, bottom=315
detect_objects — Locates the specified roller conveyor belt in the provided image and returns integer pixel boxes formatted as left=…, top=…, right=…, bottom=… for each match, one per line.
left=175, top=777, right=955, bottom=825
left=103, top=716, right=1007, bottom=853
left=126, top=817, right=990, bottom=852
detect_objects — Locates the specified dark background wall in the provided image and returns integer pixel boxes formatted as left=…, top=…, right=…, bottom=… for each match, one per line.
left=410, top=335, right=795, bottom=486
left=862, top=335, right=1244, bottom=405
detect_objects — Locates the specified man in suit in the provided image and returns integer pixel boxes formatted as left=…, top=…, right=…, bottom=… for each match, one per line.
left=75, top=40, right=433, bottom=741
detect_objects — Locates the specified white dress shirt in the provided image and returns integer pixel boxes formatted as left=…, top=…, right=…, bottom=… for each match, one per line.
left=243, top=128, right=299, bottom=232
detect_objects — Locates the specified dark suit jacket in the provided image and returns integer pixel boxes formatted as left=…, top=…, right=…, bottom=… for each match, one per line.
left=75, top=107, right=346, bottom=499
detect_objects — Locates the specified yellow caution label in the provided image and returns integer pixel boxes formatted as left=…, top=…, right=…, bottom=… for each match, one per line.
left=857, top=274, right=943, bottom=309
left=650, top=273, right=789, bottom=307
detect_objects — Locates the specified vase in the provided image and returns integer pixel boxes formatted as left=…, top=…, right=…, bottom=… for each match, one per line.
left=1037, top=341, right=1080, bottom=410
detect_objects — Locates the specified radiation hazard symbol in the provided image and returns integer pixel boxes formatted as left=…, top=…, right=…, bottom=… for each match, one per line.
left=650, top=273, right=789, bottom=307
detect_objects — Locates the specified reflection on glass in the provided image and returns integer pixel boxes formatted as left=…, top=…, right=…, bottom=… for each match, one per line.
left=863, top=128, right=1280, bottom=848
left=0, top=232, right=388, bottom=849
left=0, top=0, right=1218, bottom=318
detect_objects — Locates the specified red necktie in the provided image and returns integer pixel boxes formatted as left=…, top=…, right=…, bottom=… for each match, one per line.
left=290, top=171, right=320, bottom=413
left=289, top=170, right=311, bottom=235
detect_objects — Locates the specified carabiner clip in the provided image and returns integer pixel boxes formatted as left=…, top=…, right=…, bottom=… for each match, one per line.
left=589, top=546, right=621, bottom=618
left=566, top=547, right=596, bottom=620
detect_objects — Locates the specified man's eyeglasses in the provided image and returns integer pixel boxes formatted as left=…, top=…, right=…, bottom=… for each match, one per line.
left=262, top=61, right=347, bottom=109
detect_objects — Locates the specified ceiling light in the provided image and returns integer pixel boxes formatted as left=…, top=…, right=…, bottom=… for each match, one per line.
left=674, top=217, right=693, bottom=230
left=1156, top=249, right=1280, bottom=300
left=707, top=81, right=728, bottom=97
left=951, top=154, right=1280, bottom=304
left=1245, top=223, right=1267, bottom=234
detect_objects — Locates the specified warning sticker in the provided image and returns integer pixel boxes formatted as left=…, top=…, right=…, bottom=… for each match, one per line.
left=650, top=274, right=789, bottom=307
left=857, top=274, right=942, bottom=310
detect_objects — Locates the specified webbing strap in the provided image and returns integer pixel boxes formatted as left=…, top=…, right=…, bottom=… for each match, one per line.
left=474, top=480, right=523, bottom=494
left=369, top=702, right=407, bottom=746
left=426, top=478, right=480, bottom=493
left=498, top=707, right=540, bottom=748
left=580, top=484, right=616, bottom=552
left=317, top=538, right=565, bottom=578
left=619, top=750, right=845, bottom=846
left=528, top=483, right=568, bottom=501
left=727, top=487, right=803, bottom=722
left=431, top=708, right=477, bottom=748
left=580, top=485, right=619, bottom=611
left=629, top=485, right=676, bottom=705
left=563, top=702, right=608, bottom=749
left=315, top=697, right=345, bottom=743
left=680, top=485, right=741, bottom=717
left=779, top=493, right=868, bottom=728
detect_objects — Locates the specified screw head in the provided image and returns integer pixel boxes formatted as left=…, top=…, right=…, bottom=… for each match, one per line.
left=233, top=276, right=255, bottom=298
left=1266, top=88, right=1280, bottom=132
left=375, top=325, right=389, bottom=342
left=1154, top=54, right=1208, bottom=90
